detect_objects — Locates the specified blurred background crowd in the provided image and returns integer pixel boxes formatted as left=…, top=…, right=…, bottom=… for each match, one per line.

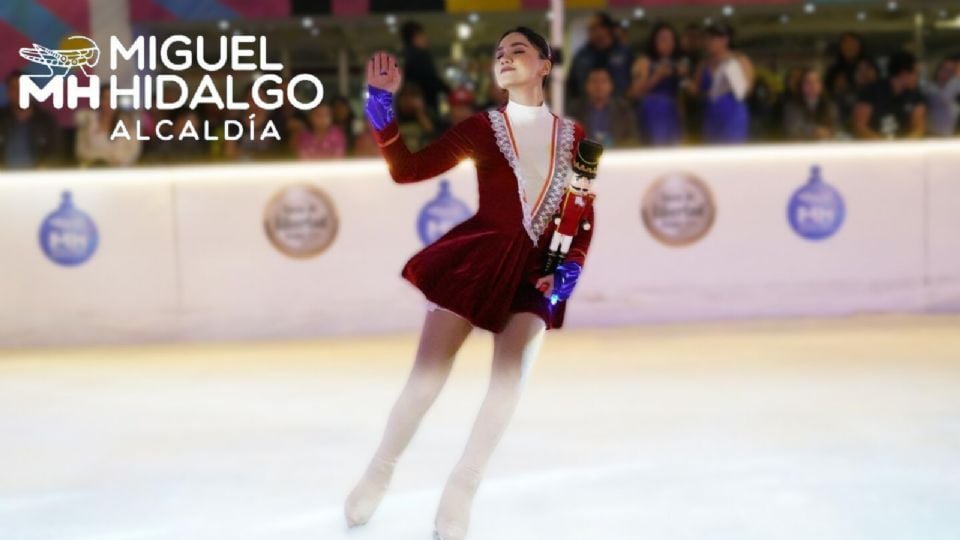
left=1, top=0, right=959, bottom=169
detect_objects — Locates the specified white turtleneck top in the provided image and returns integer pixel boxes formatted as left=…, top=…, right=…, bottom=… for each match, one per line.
left=504, top=99, right=556, bottom=216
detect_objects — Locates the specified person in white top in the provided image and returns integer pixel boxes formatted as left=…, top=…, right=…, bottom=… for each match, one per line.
left=923, top=57, right=960, bottom=137
left=687, top=23, right=754, bottom=143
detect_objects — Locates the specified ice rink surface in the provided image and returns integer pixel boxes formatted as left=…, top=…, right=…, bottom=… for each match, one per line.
left=1, top=315, right=959, bottom=540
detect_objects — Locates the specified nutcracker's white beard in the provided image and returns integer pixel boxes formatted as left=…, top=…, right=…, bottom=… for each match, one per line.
left=345, top=309, right=546, bottom=535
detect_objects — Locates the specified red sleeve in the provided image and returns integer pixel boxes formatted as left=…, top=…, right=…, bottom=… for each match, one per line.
left=371, top=113, right=482, bottom=184
left=562, top=121, right=594, bottom=269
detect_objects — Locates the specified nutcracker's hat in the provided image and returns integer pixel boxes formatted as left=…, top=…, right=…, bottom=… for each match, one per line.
left=572, top=139, right=603, bottom=180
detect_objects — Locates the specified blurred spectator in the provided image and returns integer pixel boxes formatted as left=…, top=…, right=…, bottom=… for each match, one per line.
left=224, top=84, right=287, bottom=160
left=0, top=70, right=62, bottom=168
left=783, top=68, right=839, bottom=141
left=295, top=102, right=346, bottom=159
left=853, top=51, right=925, bottom=139
left=629, top=22, right=684, bottom=145
left=825, top=32, right=866, bottom=99
left=400, top=21, right=451, bottom=118
left=447, top=86, right=476, bottom=126
left=923, top=57, right=960, bottom=136
left=395, top=83, right=437, bottom=152
left=783, top=67, right=805, bottom=103
left=570, top=66, right=638, bottom=148
left=692, top=23, right=754, bottom=144
left=75, top=85, right=140, bottom=167
left=833, top=57, right=880, bottom=133
left=854, top=57, right=880, bottom=89
left=828, top=70, right=856, bottom=132
left=330, top=96, right=356, bottom=154
left=749, top=69, right=784, bottom=140
left=566, top=12, right=634, bottom=102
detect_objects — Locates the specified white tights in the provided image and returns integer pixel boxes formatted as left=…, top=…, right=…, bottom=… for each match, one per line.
left=344, top=306, right=547, bottom=539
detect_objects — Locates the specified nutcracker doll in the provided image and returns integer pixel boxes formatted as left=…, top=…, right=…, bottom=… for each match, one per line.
left=540, top=139, right=602, bottom=305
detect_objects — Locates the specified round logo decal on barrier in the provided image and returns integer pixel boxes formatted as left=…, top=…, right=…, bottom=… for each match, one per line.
left=263, top=184, right=339, bottom=258
left=39, top=190, right=99, bottom=266
left=787, top=165, right=845, bottom=241
left=417, top=179, right=471, bottom=246
left=641, top=172, right=716, bottom=246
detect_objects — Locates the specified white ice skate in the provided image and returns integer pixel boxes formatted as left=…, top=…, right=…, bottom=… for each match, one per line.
left=343, top=456, right=395, bottom=527
left=432, top=467, right=481, bottom=540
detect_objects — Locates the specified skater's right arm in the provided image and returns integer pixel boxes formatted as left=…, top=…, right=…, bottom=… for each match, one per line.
left=365, top=51, right=477, bottom=184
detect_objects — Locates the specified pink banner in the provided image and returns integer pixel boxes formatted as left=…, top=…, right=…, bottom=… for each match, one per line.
left=333, top=0, right=370, bottom=17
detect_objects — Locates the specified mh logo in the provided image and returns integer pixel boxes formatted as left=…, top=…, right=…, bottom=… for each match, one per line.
left=19, top=35, right=100, bottom=78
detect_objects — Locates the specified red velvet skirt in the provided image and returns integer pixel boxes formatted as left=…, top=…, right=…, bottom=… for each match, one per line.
left=402, top=216, right=567, bottom=333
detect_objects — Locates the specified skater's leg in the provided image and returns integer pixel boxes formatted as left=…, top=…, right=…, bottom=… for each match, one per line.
left=345, top=308, right=474, bottom=527
left=434, top=312, right=546, bottom=539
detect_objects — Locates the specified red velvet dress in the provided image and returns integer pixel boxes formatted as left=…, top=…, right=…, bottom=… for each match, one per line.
left=372, top=104, right=595, bottom=333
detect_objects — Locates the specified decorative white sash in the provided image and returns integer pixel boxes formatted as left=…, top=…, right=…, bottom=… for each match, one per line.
left=488, top=109, right=575, bottom=245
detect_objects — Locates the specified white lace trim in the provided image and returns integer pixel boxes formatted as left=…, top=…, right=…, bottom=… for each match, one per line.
left=488, top=110, right=575, bottom=246
left=532, top=117, right=575, bottom=244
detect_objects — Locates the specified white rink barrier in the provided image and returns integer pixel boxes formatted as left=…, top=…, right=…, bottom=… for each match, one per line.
left=1, top=140, right=958, bottom=347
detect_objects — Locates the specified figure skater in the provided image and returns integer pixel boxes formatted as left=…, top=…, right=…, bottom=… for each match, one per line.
left=343, top=26, right=597, bottom=540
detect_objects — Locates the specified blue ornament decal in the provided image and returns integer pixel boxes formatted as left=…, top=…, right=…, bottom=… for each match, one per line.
left=417, top=179, right=471, bottom=245
left=39, top=191, right=99, bottom=266
left=788, top=165, right=845, bottom=241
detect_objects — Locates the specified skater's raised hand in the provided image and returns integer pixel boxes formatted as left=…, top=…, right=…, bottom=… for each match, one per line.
left=366, top=51, right=402, bottom=94
left=365, top=51, right=401, bottom=131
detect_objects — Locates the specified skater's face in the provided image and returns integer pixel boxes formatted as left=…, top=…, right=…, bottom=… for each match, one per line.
left=494, top=33, right=550, bottom=92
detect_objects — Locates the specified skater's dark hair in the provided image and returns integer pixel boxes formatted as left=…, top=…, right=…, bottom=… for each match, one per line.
left=498, top=26, right=553, bottom=62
